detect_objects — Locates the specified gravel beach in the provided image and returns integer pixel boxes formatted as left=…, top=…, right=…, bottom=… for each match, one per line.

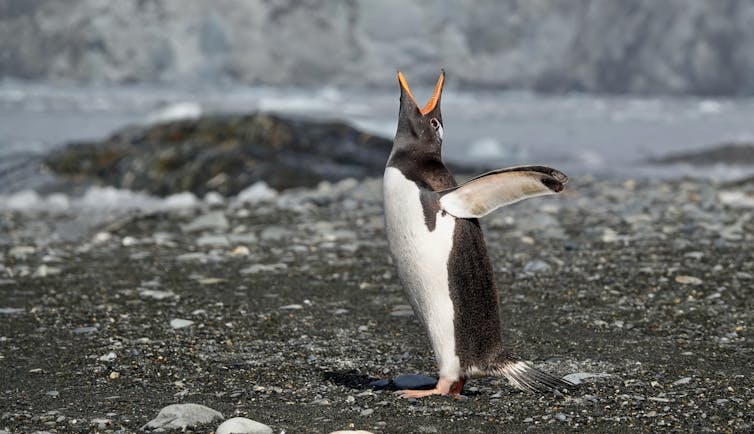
left=1, top=176, right=752, bottom=433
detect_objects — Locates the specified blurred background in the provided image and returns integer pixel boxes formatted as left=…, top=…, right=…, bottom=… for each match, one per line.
left=2, top=0, right=754, bottom=200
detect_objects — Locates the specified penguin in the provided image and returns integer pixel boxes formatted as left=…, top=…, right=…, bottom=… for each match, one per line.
left=383, top=70, right=572, bottom=398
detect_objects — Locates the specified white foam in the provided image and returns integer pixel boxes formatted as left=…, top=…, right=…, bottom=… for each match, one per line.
left=147, top=101, right=202, bottom=123
left=0, top=186, right=199, bottom=213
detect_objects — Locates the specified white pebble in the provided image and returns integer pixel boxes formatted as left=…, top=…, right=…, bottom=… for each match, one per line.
left=216, top=417, right=273, bottom=434
left=170, top=319, right=194, bottom=329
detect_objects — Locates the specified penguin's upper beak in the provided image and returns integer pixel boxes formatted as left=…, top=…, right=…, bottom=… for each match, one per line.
left=398, top=70, right=444, bottom=116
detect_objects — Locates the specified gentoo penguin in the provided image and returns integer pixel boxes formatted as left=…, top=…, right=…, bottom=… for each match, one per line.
left=383, top=70, right=572, bottom=398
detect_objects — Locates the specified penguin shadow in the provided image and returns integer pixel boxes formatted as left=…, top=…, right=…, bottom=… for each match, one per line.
left=322, top=370, right=482, bottom=396
left=322, top=370, right=379, bottom=390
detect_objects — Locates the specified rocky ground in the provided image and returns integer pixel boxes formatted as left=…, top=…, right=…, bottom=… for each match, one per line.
left=0, top=176, right=753, bottom=433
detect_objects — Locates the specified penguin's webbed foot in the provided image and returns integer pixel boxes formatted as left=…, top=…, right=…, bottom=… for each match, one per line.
left=395, top=377, right=465, bottom=399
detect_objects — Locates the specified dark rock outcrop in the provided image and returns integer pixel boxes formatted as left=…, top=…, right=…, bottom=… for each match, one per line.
left=45, top=113, right=401, bottom=195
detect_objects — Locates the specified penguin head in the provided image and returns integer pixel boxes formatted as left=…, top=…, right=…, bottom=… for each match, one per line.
left=395, top=70, right=445, bottom=149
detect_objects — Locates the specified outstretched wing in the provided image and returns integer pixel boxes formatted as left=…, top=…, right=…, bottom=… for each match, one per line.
left=439, top=165, right=568, bottom=218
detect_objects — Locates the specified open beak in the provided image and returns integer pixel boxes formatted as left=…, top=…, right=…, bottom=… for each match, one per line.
left=398, top=70, right=444, bottom=115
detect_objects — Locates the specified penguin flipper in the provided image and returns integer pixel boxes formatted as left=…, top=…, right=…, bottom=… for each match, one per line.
left=438, top=165, right=568, bottom=218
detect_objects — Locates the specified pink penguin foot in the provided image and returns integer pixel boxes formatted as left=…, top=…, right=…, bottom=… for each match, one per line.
left=395, top=377, right=465, bottom=399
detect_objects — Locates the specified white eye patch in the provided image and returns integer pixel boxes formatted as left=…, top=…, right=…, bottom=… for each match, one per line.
left=430, top=118, right=443, bottom=139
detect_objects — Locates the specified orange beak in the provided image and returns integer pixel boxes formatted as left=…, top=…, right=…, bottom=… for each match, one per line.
left=398, top=70, right=444, bottom=115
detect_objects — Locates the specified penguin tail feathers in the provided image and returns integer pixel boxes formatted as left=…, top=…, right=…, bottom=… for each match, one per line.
left=498, top=360, right=574, bottom=393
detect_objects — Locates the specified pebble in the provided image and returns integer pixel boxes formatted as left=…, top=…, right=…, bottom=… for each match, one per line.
left=675, top=275, right=703, bottom=285
left=175, top=252, right=211, bottom=262
left=196, top=234, right=230, bottom=247
left=561, top=372, right=612, bottom=385
left=181, top=211, right=229, bottom=232
left=260, top=226, right=291, bottom=241
left=359, top=408, right=374, bottom=416
left=9, top=245, right=35, bottom=259
left=390, top=305, right=414, bottom=317
left=236, top=182, right=278, bottom=203
left=32, top=264, right=61, bottom=277
left=230, top=245, right=251, bottom=256
left=228, top=233, right=258, bottom=244
left=280, top=304, right=303, bottom=310
left=393, top=374, right=436, bottom=390
left=170, top=318, right=194, bottom=329
left=139, top=289, right=176, bottom=300
left=672, top=377, right=691, bottom=386
left=216, top=417, right=273, bottom=434
left=98, top=352, right=117, bottom=362
left=204, top=191, right=225, bottom=206
left=329, top=431, right=374, bottom=434
left=72, top=326, right=98, bottom=334
left=90, top=418, right=112, bottom=429
left=523, top=259, right=551, bottom=274
left=143, top=403, right=223, bottom=430
left=240, top=263, right=287, bottom=274
left=0, top=307, right=24, bottom=315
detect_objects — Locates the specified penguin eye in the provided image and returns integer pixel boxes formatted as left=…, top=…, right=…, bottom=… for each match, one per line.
left=430, top=118, right=443, bottom=139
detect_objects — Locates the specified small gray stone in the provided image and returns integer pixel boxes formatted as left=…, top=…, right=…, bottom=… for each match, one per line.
left=139, top=289, right=176, bottom=300
left=329, top=431, right=375, bottom=434
left=9, top=245, right=35, bottom=259
left=561, top=372, right=612, bottom=385
left=170, top=319, right=194, bottom=329
left=175, top=252, right=210, bottom=262
left=143, top=403, right=223, bottom=430
left=393, top=374, right=436, bottom=390
left=0, top=307, right=24, bottom=315
left=259, top=226, right=291, bottom=241
left=196, top=234, right=230, bottom=247
left=359, top=408, right=374, bottom=416
left=675, top=275, right=703, bottom=285
left=216, top=417, right=273, bottom=434
left=98, top=352, right=117, bottom=362
left=228, top=233, right=258, bottom=244
left=239, top=263, right=287, bottom=274
left=90, top=418, right=112, bottom=429
left=672, top=377, right=692, bottom=386
left=523, top=259, right=551, bottom=274
left=72, top=326, right=98, bottom=334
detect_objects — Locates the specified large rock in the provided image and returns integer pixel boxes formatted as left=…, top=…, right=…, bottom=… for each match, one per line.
left=1, top=1, right=754, bottom=95
left=143, top=403, right=223, bottom=430
left=44, top=113, right=398, bottom=195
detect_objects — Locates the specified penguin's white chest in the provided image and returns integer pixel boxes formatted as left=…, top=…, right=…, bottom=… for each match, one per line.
left=383, top=167, right=461, bottom=379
